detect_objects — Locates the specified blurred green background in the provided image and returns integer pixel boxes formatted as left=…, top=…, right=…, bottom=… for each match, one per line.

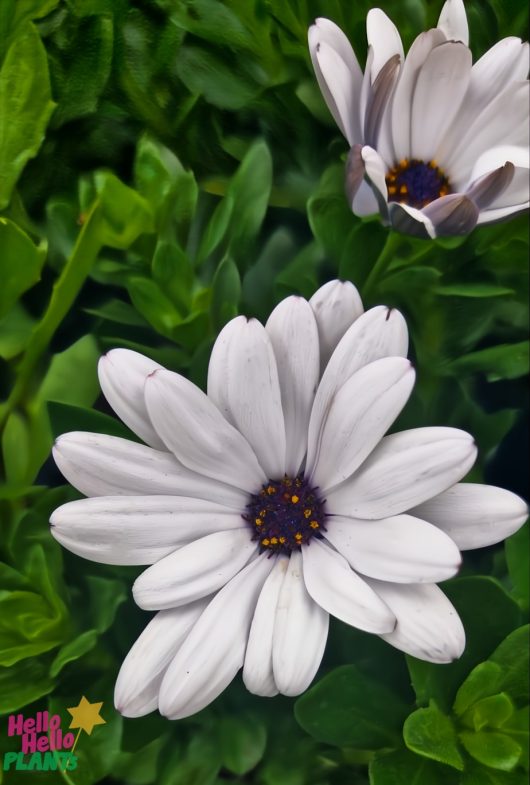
left=0, top=0, right=528, bottom=783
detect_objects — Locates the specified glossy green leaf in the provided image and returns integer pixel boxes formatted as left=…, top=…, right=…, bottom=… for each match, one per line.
left=294, top=664, right=409, bottom=749
left=49, top=629, right=98, bottom=677
left=40, top=335, right=100, bottom=407
left=461, top=693, right=516, bottom=732
left=489, top=626, right=530, bottom=703
left=0, top=218, right=45, bottom=318
left=403, top=701, right=464, bottom=771
left=434, top=283, right=515, bottom=298
left=176, top=46, right=259, bottom=109
left=454, top=662, right=504, bottom=717
left=94, top=172, right=155, bottom=249
left=226, top=140, right=273, bottom=259
left=211, top=256, right=241, bottom=330
left=0, top=658, right=54, bottom=713
left=197, top=193, right=235, bottom=263
left=369, top=748, right=457, bottom=785
left=460, top=731, right=522, bottom=772
left=127, top=276, right=183, bottom=336
left=1, top=411, right=30, bottom=485
left=448, top=342, right=529, bottom=381
left=505, top=524, right=529, bottom=611
left=0, top=21, right=55, bottom=208
left=86, top=576, right=128, bottom=634
left=460, top=762, right=528, bottom=785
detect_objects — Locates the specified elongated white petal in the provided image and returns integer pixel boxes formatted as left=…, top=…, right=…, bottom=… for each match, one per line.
left=391, top=29, right=446, bottom=161
left=411, top=41, right=472, bottom=161
left=145, top=369, right=266, bottom=491
left=311, top=357, right=415, bottom=490
left=388, top=202, right=436, bottom=239
left=365, top=579, right=466, bottom=662
left=411, top=483, right=528, bottom=550
left=437, top=0, right=469, bottom=45
left=325, top=514, right=462, bottom=583
left=265, top=298, right=319, bottom=475
left=466, top=145, right=529, bottom=210
left=207, top=317, right=286, bottom=479
left=243, top=556, right=289, bottom=697
left=308, top=36, right=358, bottom=144
left=308, top=17, right=364, bottom=143
left=361, top=145, right=389, bottom=210
left=422, top=194, right=479, bottom=237
left=352, top=179, right=380, bottom=216
left=366, top=8, right=404, bottom=80
left=327, top=427, right=477, bottom=519
left=306, top=306, right=408, bottom=478
left=98, top=349, right=164, bottom=449
left=52, top=432, right=246, bottom=508
left=114, top=601, right=207, bottom=717
left=133, top=529, right=256, bottom=609
left=159, top=555, right=274, bottom=719
left=50, top=495, right=246, bottom=565
left=302, top=539, right=395, bottom=633
left=469, top=38, right=529, bottom=112
left=309, top=280, right=364, bottom=372
left=477, top=201, right=529, bottom=225
left=272, top=551, right=329, bottom=696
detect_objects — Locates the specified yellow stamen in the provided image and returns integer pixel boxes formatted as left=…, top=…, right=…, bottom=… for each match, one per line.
left=294, top=533, right=303, bottom=541
left=310, top=521, right=320, bottom=530
left=279, top=536, right=286, bottom=544
left=270, top=537, right=278, bottom=545
left=291, top=495, right=299, bottom=504
left=304, top=509, right=312, bottom=518
left=262, top=538, right=270, bottom=546
left=255, top=518, right=262, bottom=526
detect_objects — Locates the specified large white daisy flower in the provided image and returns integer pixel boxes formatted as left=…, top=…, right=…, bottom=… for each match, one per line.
left=50, top=281, right=527, bottom=719
left=309, top=0, right=529, bottom=237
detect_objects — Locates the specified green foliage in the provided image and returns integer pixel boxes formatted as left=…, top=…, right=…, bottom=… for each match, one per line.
left=0, top=0, right=528, bottom=783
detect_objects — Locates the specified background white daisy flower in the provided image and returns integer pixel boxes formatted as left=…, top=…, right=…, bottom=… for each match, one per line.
left=309, top=0, right=530, bottom=237
left=50, top=280, right=528, bottom=720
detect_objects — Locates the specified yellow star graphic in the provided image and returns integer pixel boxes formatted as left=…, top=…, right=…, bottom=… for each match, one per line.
left=67, top=696, right=106, bottom=736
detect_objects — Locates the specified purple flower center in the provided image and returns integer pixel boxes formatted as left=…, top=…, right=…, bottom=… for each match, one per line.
left=243, top=475, right=327, bottom=555
left=386, top=159, right=451, bottom=208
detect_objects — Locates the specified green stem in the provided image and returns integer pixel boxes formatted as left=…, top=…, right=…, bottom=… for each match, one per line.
left=361, top=231, right=402, bottom=303
left=0, top=201, right=103, bottom=429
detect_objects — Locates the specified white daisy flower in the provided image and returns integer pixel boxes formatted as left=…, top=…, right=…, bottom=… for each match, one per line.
left=50, top=280, right=527, bottom=719
left=309, top=0, right=530, bottom=237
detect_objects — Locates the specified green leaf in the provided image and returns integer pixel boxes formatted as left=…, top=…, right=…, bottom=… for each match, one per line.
left=505, top=524, right=529, bottom=611
left=403, top=701, right=464, bottom=771
left=407, top=577, right=521, bottom=710
left=158, top=730, right=221, bottom=785
left=94, top=171, right=154, bottom=249
left=294, top=664, right=409, bottom=749
left=176, top=46, right=259, bottom=109
left=86, top=576, right=127, bottom=633
left=461, top=693, right=516, bottom=732
left=0, top=21, right=56, bottom=209
left=49, top=629, right=98, bottom=677
left=369, top=748, right=457, bottom=785
left=127, top=276, right=183, bottom=336
left=211, top=256, right=241, bottom=330
left=170, top=0, right=257, bottom=50
left=84, top=299, right=149, bottom=327
left=434, top=283, right=515, bottom=298
left=453, top=662, right=504, bottom=717
left=0, top=658, right=54, bottom=713
left=1, top=411, right=30, bottom=485
left=152, top=241, right=193, bottom=312
left=460, top=731, right=522, bottom=772
left=197, top=193, right=235, bottom=263
left=502, top=707, right=529, bottom=771
left=448, top=342, right=529, bottom=381
left=308, top=163, right=356, bottom=263
left=48, top=401, right=137, bottom=441
left=0, top=218, right=46, bottom=318
left=489, top=626, right=530, bottom=703
left=40, top=335, right=100, bottom=407
left=219, top=714, right=267, bottom=776
left=0, top=304, right=35, bottom=360
left=461, top=762, right=528, bottom=785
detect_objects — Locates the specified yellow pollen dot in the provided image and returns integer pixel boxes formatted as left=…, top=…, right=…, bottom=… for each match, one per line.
left=262, top=538, right=270, bottom=546
left=291, top=495, right=299, bottom=504
left=259, top=509, right=266, bottom=516
left=294, top=532, right=303, bottom=541
left=270, top=537, right=278, bottom=545
left=304, top=509, right=312, bottom=518
left=255, top=518, right=263, bottom=526
left=388, top=185, right=397, bottom=194
left=310, top=521, right=320, bottom=530
left=400, top=185, right=408, bottom=194
left=279, top=536, right=286, bottom=544
left=267, top=486, right=276, bottom=495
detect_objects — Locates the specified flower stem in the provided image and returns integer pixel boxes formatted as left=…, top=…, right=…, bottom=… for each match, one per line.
left=361, top=231, right=402, bottom=302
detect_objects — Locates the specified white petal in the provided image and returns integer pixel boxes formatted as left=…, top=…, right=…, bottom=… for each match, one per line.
left=411, top=483, right=529, bottom=550
left=361, top=145, right=389, bottom=209
left=437, top=0, right=469, bottom=46
left=391, top=29, right=446, bottom=161
left=302, top=539, right=395, bottom=633
left=352, top=179, right=380, bottom=216
left=309, top=280, right=364, bottom=373
left=52, top=432, right=246, bottom=508
left=365, top=579, right=466, bottom=662
left=272, top=550, right=329, bottom=696
left=311, top=357, right=415, bottom=490
left=133, top=529, right=256, bottom=610
left=441, top=82, right=530, bottom=183
left=388, top=202, right=436, bottom=238
left=305, top=306, right=408, bottom=479
left=243, top=556, right=289, bottom=697
left=265, top=298, right=319, bottom=475
left=327, top=427, right=477, bottom=519
left=366, top=8, right=404, bottom=81
left=50, top=495, right=246, bottom=565
left=145, top=369, right=266, bottom=491
left=207, top=317, right=286, bottom=479
left=477, top=201, right=529, bottom=225
left=308, top=36, right=358, bottom=144
left=466, top=146, right=529, bottom=209
left=159, top=554, right=274, bottom=719
left=411, top=41, right=472, bottom=161
left=98, top=349, right=164, bottom=449
left=114, top=601, right=207, bottom=717
left=325, top=514, right=462, bottom=583
left=469, top=38, right=529, bottom=111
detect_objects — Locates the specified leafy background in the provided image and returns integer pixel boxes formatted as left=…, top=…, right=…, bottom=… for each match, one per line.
left=0, top=0, right=528, bottom=783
